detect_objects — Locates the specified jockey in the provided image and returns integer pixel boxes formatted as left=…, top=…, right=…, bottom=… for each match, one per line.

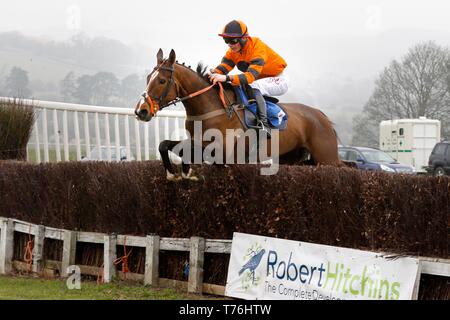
left=209, top=20, right=288, bottom=137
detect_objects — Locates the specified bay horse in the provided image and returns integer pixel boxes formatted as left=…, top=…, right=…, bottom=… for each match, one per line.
left=135, top=49, right=341, bottom=180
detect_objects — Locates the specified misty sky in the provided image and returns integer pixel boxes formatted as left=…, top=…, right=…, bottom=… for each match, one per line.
left=2, top=0, right=450, bottom=41
left=2, top=0, right=450, bottom=143
left=2, top=1, right=450, bottom=76
left=1, top=0, right=450, bottom=104
left=2, top=0, right=450, bottom=76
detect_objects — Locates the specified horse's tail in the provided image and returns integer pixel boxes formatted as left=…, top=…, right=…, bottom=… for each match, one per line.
left=318, top=109, right=349, bottom=167
left=318, top=109, right=335, bottom=127
left=334, top=129, right=345, bottom=146
left=317, top=109, right=343, bottom=146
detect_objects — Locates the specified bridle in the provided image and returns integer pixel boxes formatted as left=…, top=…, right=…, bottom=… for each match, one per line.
left=136, top=60, right=228, bottom=119
left=136, top=60, right=177, bottom=117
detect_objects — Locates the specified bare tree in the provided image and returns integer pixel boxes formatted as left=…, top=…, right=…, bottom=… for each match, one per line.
left=353, top=41, right=450, bottom=146
left=4, top=67, right=33, bottom=98
left=60, top=71, right=77, bottom=102
left=90, top=72, right=119, bottom=106
left=73, top=74, right=95, bottom=104
left=120, top=73, right=145, bottom=106
left=351, top=114, right=379, bottom=148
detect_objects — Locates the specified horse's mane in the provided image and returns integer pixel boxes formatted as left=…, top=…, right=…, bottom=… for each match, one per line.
left=174, top=60, right=208, bottom=83
left=195, top=62, right=210, bottom=83
left=175, top=60, right=233, bottom=91
left=197, top=62, right=234, bottom=91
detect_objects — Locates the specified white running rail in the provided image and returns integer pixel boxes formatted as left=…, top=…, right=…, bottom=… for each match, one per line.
left=0, top=97, right=187, bottom=163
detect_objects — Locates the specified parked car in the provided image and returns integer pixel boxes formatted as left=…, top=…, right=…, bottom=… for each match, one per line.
left=338, top=146, right=415, bottom=174
left=424, top=141, right=450, bottom=176
left=81, top=146, right=135, bottom=162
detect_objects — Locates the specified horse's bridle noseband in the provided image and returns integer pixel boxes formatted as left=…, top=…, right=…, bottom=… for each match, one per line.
left=136, top=60, right=229, bottom=119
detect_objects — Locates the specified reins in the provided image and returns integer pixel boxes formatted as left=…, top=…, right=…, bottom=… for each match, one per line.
left=176, top=82, right=227, bottom=109
left=157, top=81, right=228, bottom=114
left=138, top=61, right=229, bottom=118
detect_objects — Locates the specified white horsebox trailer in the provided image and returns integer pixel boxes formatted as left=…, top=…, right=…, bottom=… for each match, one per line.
left=379, top=117, right=441, bottom=173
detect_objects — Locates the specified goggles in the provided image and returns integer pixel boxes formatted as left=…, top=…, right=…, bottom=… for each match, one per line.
left=224, top=38, right=240, bottom=45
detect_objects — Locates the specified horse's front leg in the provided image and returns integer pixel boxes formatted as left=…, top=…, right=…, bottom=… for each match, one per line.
left=158, top=140, right=182, bottom=181
left=179, top=139, right=205, bottom=181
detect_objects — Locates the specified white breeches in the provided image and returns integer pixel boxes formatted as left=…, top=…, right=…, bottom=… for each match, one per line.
left=250, top=73, right=289, bottom=96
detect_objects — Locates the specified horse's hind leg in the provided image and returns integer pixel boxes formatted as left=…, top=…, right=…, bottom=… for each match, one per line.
left=279, top=148, right=311, bottom=165
left=159, top=140, right=182, bottom=181
left=307, top=134, right=340, bottom=165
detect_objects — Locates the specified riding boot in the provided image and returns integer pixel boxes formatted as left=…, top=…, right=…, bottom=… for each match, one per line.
left=253, top=89, right=271, bottom=139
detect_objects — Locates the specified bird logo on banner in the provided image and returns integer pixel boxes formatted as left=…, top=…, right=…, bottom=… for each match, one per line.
left=239, top=248, right=266, bottom=285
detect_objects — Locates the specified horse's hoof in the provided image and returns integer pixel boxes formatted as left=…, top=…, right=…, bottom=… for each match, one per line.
left=166, top=171, right=182, bottom=181
left=182, top=168, right=199, bottom=181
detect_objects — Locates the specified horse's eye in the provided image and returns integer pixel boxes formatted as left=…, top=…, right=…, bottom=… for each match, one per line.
left=159, top=79, right=166, bottom=84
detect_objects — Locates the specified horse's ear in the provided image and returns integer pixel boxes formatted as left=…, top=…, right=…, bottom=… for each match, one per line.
left=157, top=48, right=163, bottom=64
left=168, top=49, right=176, bottom=65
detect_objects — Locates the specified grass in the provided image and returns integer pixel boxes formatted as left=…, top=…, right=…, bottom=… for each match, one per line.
left=0, top=275, right=217, bottom=300
left=26, top=148, right=159, bottom=163
left=26, top=148, right=79, bottom=163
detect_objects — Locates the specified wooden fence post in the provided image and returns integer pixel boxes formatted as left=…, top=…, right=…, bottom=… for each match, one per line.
left=0, top=219, right=14, bottom=274
left=32, top=225, right=45, bottom=273
left=144, top=235, right=160, bottom=286
left=188, top=236, right=205, bottom=294
left=103, top=234, right=117, bottom=283
left=412, top=262, right=423, bottom=300
left=61, top=230, right=77, bottom=277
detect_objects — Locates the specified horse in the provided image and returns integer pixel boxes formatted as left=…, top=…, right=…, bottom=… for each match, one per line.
left=135, top=49, right=341, bottom=180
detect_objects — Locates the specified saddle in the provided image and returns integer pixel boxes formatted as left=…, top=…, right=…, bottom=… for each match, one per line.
left=233, top=85, right=288, bottom=131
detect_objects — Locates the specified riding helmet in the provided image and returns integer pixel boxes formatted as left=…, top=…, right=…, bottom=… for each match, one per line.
left=219, top=20, right=249, bottom=38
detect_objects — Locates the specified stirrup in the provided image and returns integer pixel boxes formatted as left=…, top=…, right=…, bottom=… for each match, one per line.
left=257, top=120, right=272, bottom=139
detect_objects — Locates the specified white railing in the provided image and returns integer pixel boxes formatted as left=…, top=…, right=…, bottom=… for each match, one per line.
left=0, top=97, right=187, bottom=163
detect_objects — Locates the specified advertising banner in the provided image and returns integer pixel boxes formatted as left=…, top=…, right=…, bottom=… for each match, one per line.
left=225, top=232, right=420, bottom=300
